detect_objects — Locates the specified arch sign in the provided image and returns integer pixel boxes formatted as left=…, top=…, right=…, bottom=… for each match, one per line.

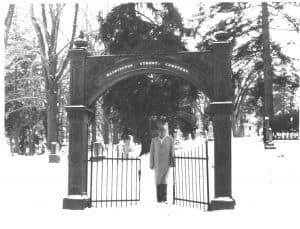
left=63, top=33, right=235, bottom=211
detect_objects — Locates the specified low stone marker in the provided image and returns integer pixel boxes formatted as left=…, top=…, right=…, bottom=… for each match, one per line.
left=207, top=121, right=214, bottom=141
left=49, top=142, right=61, bottom=163
left=264, top=127, right=276, bottom=149
left=93, top=142, right=104, bottom=156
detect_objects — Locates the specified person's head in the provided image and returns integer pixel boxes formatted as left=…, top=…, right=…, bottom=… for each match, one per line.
left=157, top=121, right=168, bottom=138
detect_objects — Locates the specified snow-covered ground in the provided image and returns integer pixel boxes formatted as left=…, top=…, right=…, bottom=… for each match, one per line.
left=1, top=137, right=300, bottom=229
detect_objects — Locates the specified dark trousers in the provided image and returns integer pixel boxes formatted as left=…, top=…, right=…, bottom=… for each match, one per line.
left=156, top=184, right=167, bottom=202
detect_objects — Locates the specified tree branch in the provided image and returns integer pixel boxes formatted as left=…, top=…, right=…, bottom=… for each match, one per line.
left=5, top=76, right=44, bottom=86
left=52, top=4, right=65, bottom=54
left=234, top=72, right=258, bottom=113
left=41, top=4, right=51, bottom=46
left=6, top=105, right=44, bottom=115
left=135, top=10, right=160, bottom=27
left=268, top=3, right=300, bottom=32
left=56, top=3, right=79, bottom=82
left=6, top=97, right=47, bottom=104
left=30, top=4, right=49, bottom=83
left=56, top=41, right=71, bottom=56
left=30, top=5, right=47, bottom=57
left=48, top=4, right=57, bottom=53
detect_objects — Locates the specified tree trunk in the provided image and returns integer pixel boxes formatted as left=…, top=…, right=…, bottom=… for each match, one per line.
left=232, top=122, right=242, bottom=137
left=256, top=119, right=263, bottom=136
left=28, top=129, right=35, bottom=155
left=138, top=117, right=151, bottom=156
left=112, top=124, right=119, bottom=144
left=19, top=128, right=26, bottom=155
left=232, top=114, right=244, bottom=137
left=4, top=4, right=15, bottom=48
left=27, top=112, right=35, bottom=155
left=9, top=137, right=13, bottom=154
left=12, top=129, right=20, bottom=154
left=91, top=111, right=96, bottom=152
left=47, top=78, right=59, bottom=148
left=262, top=2, right=274, bottom=125
left=103, top=118, right=110, bottom=144
left=30, top=4, right=79, bottom=149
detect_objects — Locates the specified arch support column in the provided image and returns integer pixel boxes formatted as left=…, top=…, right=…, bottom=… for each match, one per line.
left=208, top=35, right=235, bottom=210
left=63, top=105, right=93, bottom=210
left=209, top=102, right=235, bottom=210
left=63, top=43, right=92, bottom=210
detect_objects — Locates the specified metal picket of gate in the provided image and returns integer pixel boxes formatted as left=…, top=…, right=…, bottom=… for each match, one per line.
left=173, top=140, right=210, bottom=210
left=88, top=144, right=141, bottom=208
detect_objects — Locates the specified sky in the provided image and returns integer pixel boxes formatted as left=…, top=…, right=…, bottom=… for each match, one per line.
left=3, top=1, right=300, bottom=56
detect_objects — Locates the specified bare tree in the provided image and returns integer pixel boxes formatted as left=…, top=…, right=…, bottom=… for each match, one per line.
left=4, top=4, right=15, bottom=48
left=262, top=2, right=274, bottom=123
left=30, top=3, right=79, bottom=147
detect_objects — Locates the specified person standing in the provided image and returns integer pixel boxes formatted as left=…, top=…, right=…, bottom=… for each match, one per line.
left=149, top=121, right=175, bottom=203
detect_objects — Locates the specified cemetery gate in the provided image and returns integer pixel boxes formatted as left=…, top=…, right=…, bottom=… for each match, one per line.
left=88, top=143, right=141, bottom=208
left=173, top=140, right=210, bottom=210
left=63, top=31, right=236, bottom=211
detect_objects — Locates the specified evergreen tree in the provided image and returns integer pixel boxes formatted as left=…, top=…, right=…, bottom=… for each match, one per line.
left=194, top=2, right=300, bottom=136
left=99, top=3, right=200, bottom=154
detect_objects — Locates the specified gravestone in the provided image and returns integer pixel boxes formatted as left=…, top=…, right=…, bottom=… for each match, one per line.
left=207, top=121, right=214, bottom=141
left=49, top=142, right=60, bottom=163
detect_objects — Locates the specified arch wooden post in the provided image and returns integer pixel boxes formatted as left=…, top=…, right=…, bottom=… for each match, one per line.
left=208, top=35, right=235, bottom=210
left=63, top=46, right=93, bottom=210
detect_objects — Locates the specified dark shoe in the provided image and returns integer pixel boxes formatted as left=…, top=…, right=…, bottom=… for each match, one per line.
left=156, top=185, right=160, bottom=202
left=161, top=184, right=167, bottom=202
left=160, top=184, right=165, bottom=202
left=156, top=185, right=163, bottom=202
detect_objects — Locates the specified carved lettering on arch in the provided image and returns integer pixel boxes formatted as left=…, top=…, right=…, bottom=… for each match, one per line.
left=103, top=60, right=190, bottom=78
left=164, top=62, right=189, bottom=73
left=106, top=64, right=134, bottom=77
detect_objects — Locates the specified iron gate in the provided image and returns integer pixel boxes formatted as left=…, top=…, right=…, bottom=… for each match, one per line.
left=88, top=145, right=141, bottom=208
left=173, top=140, right=210, bottom=210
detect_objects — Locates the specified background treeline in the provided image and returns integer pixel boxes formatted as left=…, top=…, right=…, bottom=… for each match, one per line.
left=4, top=3, right=299, bottom=155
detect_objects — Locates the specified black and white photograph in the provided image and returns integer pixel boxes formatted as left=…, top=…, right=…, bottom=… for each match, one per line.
left=1, top=1, right=300, bottom=228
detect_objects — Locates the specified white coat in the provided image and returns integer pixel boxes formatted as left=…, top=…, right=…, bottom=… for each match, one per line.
left=149, top=136, right=175, bottom=184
